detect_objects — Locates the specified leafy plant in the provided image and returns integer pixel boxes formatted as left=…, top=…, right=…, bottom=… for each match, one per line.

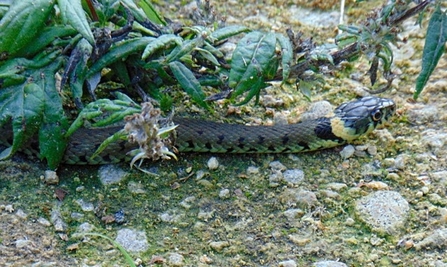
left=0, top=0, right=444, bottom=169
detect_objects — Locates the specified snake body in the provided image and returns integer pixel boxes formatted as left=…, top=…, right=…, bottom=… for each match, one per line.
left=62, top=96, right=395, bottom=165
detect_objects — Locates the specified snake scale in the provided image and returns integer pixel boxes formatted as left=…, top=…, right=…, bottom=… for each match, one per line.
left=60, top=96, right=395, bottom=165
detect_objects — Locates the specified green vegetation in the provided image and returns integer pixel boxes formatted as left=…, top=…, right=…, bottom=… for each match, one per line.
left=72, top=232, right=137, bottom=267
left=0, top=0, right=445, bottom=169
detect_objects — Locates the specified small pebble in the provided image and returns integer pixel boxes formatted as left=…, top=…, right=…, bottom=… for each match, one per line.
left=300, top=100, right=333, bottom=121
left=279, top=188, right=319, bottom=207
left=159, top=211, right=182, bottom=223
left=283, top=169, right=305, bottom=184
left=268, top=171, right=283, bottom=187
left=15, top=239, right=31, bottom=248
left=127, top=181, right=147, bottom=194
left=5, top=204, right=14, bottom=213
left=37, top=217, right=52, bottom=227
left=345, top=217, right=355, bottom=226
left=180, top=196, right=196, bottom=209
left=320, top=189, right=340, bottom=199
left=75, top=186, right=85, bottom=192
left=71, top=212, right=84, bottom=220
left=168, top=252, right=184, bottom=266
left=114, top=209, right=126, bottom=224
left=359, top=181, right=389, bottom=190
left=367, top=145, right=377, bottom=155
left=44, top=170, right=59, bottom=184
left=288, top=234, right=310, bottom=246
left=273, top=112, right=288, bottom=125
left=207, top=157, right=219, bottom=170
left=75, top=199, right=94, bottom=212
left=115, top=228, right=149, bottom=252
left=99, top=164, right=129, bottom=185
left=394, top=154, right=407, bottom=170
left=295, top=189, right=318, bottom=208
left=199, top=254, right=213, bottom=264
left=386, top=173, right=400, bottom=181
left=269, top=161, right=287, bottom=171
left=340, top=145, right=355, bottom=159
left=77, top=222, right=94, bottom=232
left=198, top=209, right=214, bottom=221
left=51, top=208, right=67, bottom=232
left=283, top=208, right=304, bottom=221
left=219, top=189, right=230, bottom=199
left=246, top=166, right=259, bottom=174
left=195, top=170, right=207, bottom=180
left=209, top=241, right=230, bottom=251
left=15, top=209, right=27, bottom=219
left=326, top=183, right=347, bottom=192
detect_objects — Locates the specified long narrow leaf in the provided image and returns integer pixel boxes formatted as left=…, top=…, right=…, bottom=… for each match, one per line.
left=414, top=6, right=447, bottom=99
left=86, top=37, right=154, bottom=78
left=142, top=34, right=182, bottom=60
left=169, top=61, right=208, bottom=109
left=275, top=33, right=293, bottom=82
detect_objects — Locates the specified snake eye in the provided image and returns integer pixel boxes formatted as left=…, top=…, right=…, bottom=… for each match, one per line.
left=371, top=110, right=383, bottom=121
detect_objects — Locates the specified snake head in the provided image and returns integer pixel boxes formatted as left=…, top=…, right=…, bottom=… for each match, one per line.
left=333, top=96, right=396, bottom=141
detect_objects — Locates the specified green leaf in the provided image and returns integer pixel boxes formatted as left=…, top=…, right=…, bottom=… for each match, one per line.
left=169, top=61, right=208, bottom=109
left=58, top=0, right=95, bottom=45
left=86, top=37, right=154, bottom=78
left=195, top=47, right=220, bottom=66
left=142, top=34, right=182, bottom=60
left=119, top=0, right=148, bottom=22
left=236, top=77, right=268, bottom=106
left=137, top=0, right=167, bottom=26
left=0, top=0, right=55, bottom=56
left=15, top=25, right=77, bottom=57
left=68, top=38, right=93, bottom=100
left=275, top=33, right=293, bottom=82
left=210, top=25, right=250, bottom=42
left=229, top=31, right=277, bottom=103
left=66, top=97, right=140, bottom=137
left=0, top=83, right=45, bottom=161
left=414, top=5, right=447, bottom=99
left=166, top=37, right=204, bottom=63
left=38, top=59, right=69, bottom=169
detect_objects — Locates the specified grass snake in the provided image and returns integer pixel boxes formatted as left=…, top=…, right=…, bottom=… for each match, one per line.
left=59, top=96, right=395, bottom=165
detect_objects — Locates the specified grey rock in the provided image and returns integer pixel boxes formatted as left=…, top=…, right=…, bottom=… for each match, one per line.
left=283, top=169, right=305, bottom=184
left=407, top=105, right=438, bottom=124
left=356, top=191, right=409, bottom=235
left=99, top=164, right=129, bottom=185
left=415, top=228, right=447, bottom=250
left=269, top=161, right=287, bottom=171
left=44, top=170, right=59, bottom=185
left=115, top=228, right=149, bottom=252
left=339, top=145, right=355, bottom=159
left=168, top=252, right=184, bottom=266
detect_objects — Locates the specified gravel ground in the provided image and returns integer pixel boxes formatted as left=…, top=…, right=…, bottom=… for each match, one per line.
left=1, top=1, right=447, bottom=266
